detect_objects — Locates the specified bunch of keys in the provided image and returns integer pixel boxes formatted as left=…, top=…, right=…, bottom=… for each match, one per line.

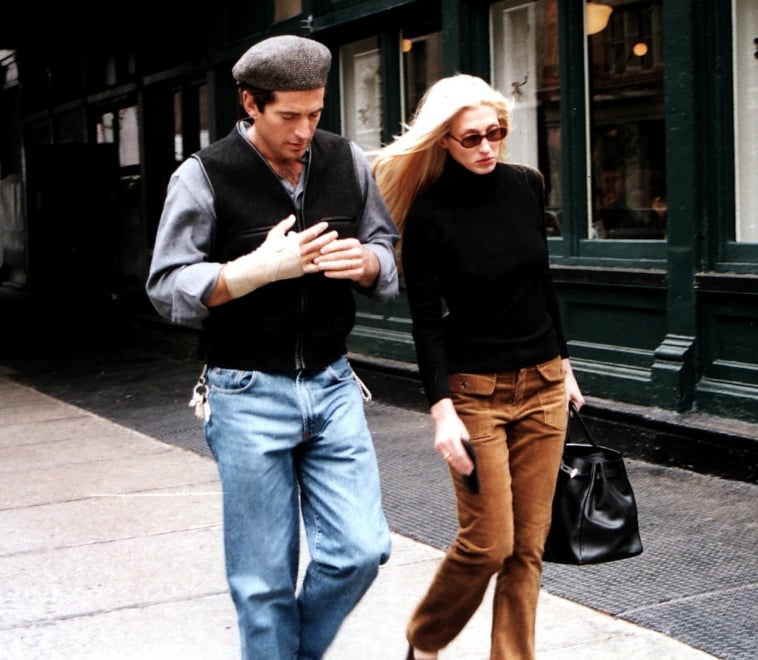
left=188, top=366, right=210, bottom=421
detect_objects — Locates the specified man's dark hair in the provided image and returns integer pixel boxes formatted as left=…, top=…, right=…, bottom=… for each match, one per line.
left=238, top=84, right=276, bottom=112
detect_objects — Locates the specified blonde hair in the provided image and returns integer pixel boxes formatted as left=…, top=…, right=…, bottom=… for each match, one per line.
left=372, top=74, right=510, bottom=236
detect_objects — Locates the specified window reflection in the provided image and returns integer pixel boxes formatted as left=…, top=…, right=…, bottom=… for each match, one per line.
left=401, top=30, right=443, bottom=124
left=274, top=0, right=301, bottom=22
left=118, top=106, right=140, bottom=167
left=491, top=0, right=561, bottom=236
left=96, top=107, right=140, bottom=168
left=734, top=0, right=758, bottom=242
left=173, top=85, right=209, bottom=164
left=588, top=0, right=666, bottom=239
left=340, top=38, right=382, bottom=155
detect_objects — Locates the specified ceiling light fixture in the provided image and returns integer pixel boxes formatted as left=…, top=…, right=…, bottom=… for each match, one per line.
left=632, top=41, right=649, bottom=57
left=586, top=1, right=613, bottom=36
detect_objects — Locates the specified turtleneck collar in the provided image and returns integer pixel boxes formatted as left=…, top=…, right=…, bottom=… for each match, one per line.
left=435, top=154, right=504, bottom=202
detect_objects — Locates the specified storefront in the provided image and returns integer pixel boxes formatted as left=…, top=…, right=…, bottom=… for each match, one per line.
left=307, top=1, right=758, bottom=430
left=1, top=1, right=757, bottom=473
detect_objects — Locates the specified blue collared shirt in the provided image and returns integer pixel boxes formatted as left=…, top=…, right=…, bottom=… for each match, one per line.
left=146, top=121, right=399, bottom=328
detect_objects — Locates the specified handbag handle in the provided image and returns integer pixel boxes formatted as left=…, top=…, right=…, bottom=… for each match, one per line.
left=567, top=401, right=598, bottom=447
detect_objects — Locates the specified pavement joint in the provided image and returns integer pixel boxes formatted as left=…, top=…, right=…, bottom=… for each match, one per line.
left=1, top=346, right=754, bottom=659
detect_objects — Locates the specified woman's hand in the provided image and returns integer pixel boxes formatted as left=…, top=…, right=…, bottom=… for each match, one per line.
left=562, top=358, right=585, bottom=411
left=430, top=398, right=474, bottom=475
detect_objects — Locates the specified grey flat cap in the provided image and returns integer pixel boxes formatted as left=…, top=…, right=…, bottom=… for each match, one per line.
left=232, top=35, right=332, bottom=91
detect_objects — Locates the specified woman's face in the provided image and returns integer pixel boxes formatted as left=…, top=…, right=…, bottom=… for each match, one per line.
left=439, top=105, right=504, bottom=175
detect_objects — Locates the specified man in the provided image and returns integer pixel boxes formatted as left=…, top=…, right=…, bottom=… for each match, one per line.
left=146, top=35, right=399, bottom=659
left=595, top=162, right=644, bottom=237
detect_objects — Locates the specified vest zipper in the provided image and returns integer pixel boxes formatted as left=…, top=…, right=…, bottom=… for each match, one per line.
left=294, top=156, right=311, bottom=370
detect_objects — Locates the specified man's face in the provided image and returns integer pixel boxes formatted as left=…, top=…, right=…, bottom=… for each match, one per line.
left=601, top=169, right=622, bottom=194
left=600, top=169, right=623, bottom=206
left=244, top=89, right=324, bottom=164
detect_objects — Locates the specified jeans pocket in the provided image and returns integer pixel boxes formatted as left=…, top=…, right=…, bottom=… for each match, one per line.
left=328, top=357, right=372, bottom=401
left=207, top=367, right=257, bottom=394
left=325, top=356, right=354, bottom=383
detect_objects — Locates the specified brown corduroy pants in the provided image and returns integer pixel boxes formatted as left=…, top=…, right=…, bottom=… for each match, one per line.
left=407, top=357, right=567, bottom=659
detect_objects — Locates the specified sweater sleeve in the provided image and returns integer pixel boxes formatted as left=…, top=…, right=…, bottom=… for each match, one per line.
left=401, top=204, right=451, bottom=407
left=544, top=278, right=569, bottom=359
left=525, top=165, right=570, bottom=359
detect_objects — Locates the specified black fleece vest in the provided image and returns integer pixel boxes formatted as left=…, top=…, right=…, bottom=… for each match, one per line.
left=197, top=126, right=363, bottom=371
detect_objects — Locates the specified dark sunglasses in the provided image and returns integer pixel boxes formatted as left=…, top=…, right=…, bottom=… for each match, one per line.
left=447, top=126, right=508, bottom=149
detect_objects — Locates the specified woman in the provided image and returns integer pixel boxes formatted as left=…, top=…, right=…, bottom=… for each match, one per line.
left=372, top=74, right=584, bottom=660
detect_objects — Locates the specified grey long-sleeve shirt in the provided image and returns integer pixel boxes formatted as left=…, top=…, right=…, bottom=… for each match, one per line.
left=146, top=122, right=399, bottom=329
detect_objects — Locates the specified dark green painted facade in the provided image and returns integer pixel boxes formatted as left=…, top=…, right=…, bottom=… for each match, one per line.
left=2, top=0, right=756, bottom=476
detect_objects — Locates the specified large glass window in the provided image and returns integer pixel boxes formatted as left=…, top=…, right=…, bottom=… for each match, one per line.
left=173, top=85, right=210, bottom=164
left=401, top=30, right=443, bottom=124
left=96, top=106, right=140, bottom=168
left=340, top=38, right=383, bottom=155
left=340, top=29, right=442, bottom=155
left=491, top=0, right=664, bottom=240
left=491, top=0, right=561, bottom=236
left=274, top=0, right=301, bottom=22
left=734, top=0, right=758, bottom=242
left=587, top=0, right=666, bottom=240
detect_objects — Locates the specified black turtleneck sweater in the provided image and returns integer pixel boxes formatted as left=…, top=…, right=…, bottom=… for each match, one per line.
left=402, top=157, right=568, bottom=406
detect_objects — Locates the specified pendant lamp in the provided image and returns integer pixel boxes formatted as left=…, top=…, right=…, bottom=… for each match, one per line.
left=586, top=1, right=613, bottom=35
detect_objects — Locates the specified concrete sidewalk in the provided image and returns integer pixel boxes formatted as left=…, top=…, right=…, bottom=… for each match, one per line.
left=0, top=375, right=715, bottom=659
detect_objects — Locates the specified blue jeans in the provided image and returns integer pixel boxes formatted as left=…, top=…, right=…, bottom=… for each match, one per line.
left=204, top=356, right=391, bottom=660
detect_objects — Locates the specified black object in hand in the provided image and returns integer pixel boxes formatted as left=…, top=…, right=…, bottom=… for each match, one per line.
left=460, top=440, right=480, bottom=495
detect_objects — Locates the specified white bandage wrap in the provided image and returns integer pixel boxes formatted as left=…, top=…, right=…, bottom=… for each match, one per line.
left=224, top=232, right=303, bottom=299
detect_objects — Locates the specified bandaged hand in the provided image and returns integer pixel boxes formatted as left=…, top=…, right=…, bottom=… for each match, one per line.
left=223, top=216, right=304, bottom=299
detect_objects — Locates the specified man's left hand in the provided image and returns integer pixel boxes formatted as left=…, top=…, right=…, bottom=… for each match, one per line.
left=314, top=239, right=379, bottom=288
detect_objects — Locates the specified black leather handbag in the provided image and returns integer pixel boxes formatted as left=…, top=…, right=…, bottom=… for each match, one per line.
left=543, top=402, right=643, bottom=565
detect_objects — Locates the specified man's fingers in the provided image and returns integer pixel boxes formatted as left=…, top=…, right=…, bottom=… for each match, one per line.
left=298, top=221, right=330, bottom=241
left=314, top=240, right=361, bottom=265
left=321, top=267, right=364, bottom=280
left=318, top=237, right=360, bottom=254
left=268, top=214, right=298, bottom=239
